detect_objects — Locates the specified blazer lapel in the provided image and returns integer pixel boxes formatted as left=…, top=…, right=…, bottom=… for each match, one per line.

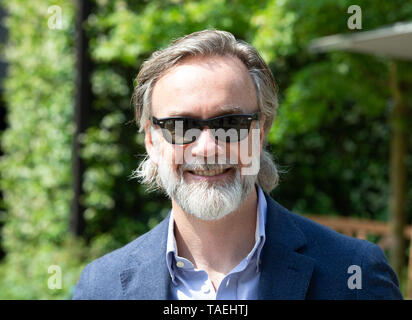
left=258, top=194, right=315, bottom=300
left=119, top=215, right=172, bottom=299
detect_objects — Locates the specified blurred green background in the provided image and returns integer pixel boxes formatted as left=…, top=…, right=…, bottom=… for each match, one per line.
left=0, top=0, right=411, bottom=299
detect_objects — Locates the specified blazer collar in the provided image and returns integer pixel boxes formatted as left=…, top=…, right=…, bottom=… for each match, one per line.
left=258, top=193, right=315, bottom=299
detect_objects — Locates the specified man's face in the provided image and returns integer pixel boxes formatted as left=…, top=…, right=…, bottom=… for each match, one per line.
left=146, top=55, right=264, bottom=220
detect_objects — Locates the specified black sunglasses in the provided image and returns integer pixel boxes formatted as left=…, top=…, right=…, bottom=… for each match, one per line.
left=152, top=113, right=260, bottom=145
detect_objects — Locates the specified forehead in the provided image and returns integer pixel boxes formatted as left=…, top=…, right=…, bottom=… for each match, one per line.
left=151, top=55, right=258, bottom=118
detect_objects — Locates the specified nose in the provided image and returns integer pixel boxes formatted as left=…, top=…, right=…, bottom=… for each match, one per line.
left=189, top=128, right=221, bottom=159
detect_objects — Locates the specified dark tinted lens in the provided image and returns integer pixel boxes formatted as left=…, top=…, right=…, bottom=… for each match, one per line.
left=213, top=115, right=252, bottom=142
left=162, top=119, right=199, bottom=144
left=161, top=119, right=177, bottom=143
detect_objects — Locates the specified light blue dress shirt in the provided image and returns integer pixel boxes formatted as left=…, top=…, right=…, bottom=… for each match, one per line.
left=165, top=184, right=267, bottom=300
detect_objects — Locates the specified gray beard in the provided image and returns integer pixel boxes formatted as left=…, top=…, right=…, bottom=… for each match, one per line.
left=157, top=159, right=257, bottom=221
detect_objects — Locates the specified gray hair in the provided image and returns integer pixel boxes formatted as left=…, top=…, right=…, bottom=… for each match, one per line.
left=131, top=29, right=280, bottom=193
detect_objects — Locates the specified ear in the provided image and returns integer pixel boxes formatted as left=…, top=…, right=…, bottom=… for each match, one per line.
left=144, top=121, right=159, bottom=166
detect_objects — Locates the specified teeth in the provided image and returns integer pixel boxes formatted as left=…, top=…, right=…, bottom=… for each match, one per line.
left=191, top=168, right=227, bottom=176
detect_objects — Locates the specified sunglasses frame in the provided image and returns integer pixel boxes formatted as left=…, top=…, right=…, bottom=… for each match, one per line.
left=152, top=112, right=261, bottom=145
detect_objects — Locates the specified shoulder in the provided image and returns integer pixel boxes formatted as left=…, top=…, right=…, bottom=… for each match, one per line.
left=288, top=208, right=371, bottom=259
left=266, top=195, right=403, bottom=299
left=266, top=195, right=371, bottom=260
left=72, top=215, right=170, bottom=300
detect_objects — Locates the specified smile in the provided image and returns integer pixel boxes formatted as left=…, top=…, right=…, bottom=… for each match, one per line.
left=189, top=168, right=231, bottom=176
left=185, top=167, right=233, bottom=181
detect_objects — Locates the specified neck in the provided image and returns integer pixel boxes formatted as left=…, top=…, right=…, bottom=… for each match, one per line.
left=171, top=186, right=258, bottom=284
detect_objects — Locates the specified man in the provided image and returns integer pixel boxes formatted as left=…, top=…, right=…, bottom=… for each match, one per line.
left=73, top=29, right=402, bottom=300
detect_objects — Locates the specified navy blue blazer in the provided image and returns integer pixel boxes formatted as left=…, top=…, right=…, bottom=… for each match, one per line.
left=73, top=193, right=403, bottom=299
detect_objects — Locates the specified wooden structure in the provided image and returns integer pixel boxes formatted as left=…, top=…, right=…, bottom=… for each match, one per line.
left=306, top=214, right=412, bottom=299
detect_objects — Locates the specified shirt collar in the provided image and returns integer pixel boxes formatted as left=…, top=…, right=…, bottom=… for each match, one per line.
left=165, top=184, right=267, bottom=284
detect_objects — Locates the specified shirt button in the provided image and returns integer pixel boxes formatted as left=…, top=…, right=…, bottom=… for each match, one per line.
left=201, top=284, right=210, bottom=293
left=176, top=261, right=185, bottom=268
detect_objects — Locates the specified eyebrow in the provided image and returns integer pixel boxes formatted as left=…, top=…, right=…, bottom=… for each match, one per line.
left=167, top=105, right=243, bottom=118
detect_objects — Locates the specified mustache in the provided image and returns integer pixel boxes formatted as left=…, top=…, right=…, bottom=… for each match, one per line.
left=179, top=158, right=237, bottom=172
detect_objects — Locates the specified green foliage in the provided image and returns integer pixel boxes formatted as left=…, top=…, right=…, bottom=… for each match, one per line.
left=0, top=0, right=89, bottom=299
left=89, top=0, right=261, bottom=67
left=0, top=237, right=86, bottom=299
left=257, top=0, right=412, bottom=224
left=0, top=0, right=74, bottom=246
